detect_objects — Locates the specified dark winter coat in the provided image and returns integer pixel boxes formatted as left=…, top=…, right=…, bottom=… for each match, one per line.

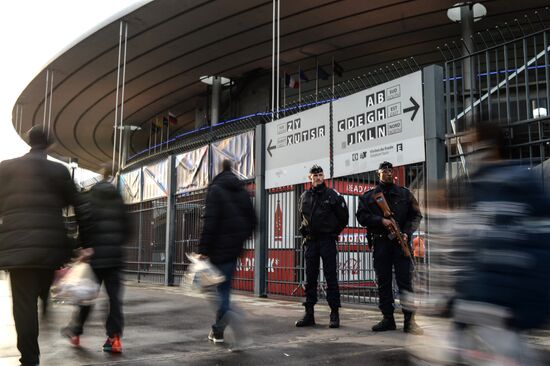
left=456, top=161, right=550, bottom=330
left=78, top=180, right=130, bottom=269
left=198, top=171, right=256, bottom=264
left=356, top=182, right=422, bottom=238
left=0, top=149, right=78, bottom=269
left=298, top=183, right=349, bottom=240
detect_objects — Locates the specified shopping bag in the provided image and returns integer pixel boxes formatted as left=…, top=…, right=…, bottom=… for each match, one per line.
left=181, top=253, right=225, bottom=292
left=50, top=262, right=100, bottom=305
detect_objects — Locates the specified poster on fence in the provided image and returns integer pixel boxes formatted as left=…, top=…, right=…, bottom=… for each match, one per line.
left=120, top=168, right=141, bottom=203
left=142, top=159, right=169, bottom=200
left=175, top=146, right=209, bottom=194
left=268, top=188, right=296, bottom=250
left=211, top=130, right=255, bottom=180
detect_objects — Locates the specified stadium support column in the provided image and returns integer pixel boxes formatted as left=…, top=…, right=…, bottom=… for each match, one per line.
left=424, top=65, right=445, bottom=184
left=423, top=64, right=445, bottom=293
left=254, top=123, right=268, bottom=297
left=164, top=155, right=177, bottom=286
left=461, top=3, right=477, bottom=129
left=211, top=76, right=221, bottom=125
left=121, top=126, right=130, bottom=170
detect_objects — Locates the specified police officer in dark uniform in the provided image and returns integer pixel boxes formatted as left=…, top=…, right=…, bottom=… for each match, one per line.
left=296, top=165, right=349, bottom=328
left=356, top=161, right=423, bottom=334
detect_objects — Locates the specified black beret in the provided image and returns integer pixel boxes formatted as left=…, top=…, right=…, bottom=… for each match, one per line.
left=378, top=161, right=393, bottom=170
left=309, top=164, right=323, bottom=174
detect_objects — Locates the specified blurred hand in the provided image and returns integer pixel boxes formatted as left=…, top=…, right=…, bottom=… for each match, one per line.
left=403, top=233, right=408, bottom=242
left=382, top=218, right=393, bottom=228
left=76, top=248, right=94, bottom=263
left=197, top=254, right=208, bottom=260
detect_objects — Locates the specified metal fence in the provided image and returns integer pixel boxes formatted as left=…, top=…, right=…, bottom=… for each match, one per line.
left=445, top=26, right=550, bottom=187
left=124, top=198, right=167, bottom=284
left=265, top=163, right=427, bottom=305
left=171, top=183, right=257, bottom=293
left=121, top=61, right=431, bottom=306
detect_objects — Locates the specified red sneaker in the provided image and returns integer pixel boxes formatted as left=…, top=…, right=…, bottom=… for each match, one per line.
left=61, top=327, right=80, bottom=347
left=103, top=335, right=122, bottom=353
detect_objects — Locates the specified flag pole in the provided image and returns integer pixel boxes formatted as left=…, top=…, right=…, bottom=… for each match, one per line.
left=315, top=58, right=319, bottom=103
left=166, top=120, right=170, bottom=150
left=148, top=122, right=152, bottom=155
left=332, top=57, right=335, bottom=98
left=159, top=118, right=164, bottom=152
left=283, top=73, right=286, bottom=108
left=298, top=66, right=301, bottom=109
left=154, top=119, right=157, bottom=154
left=276, top=0, right=280, bottom=119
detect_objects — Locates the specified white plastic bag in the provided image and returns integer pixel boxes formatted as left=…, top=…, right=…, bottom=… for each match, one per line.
left=182, top=253, right=225, bottom=292
left=50, top=262, right=100, bottom=305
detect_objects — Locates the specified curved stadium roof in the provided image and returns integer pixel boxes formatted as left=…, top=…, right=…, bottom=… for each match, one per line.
left=12, top=0, right=550, bottom=170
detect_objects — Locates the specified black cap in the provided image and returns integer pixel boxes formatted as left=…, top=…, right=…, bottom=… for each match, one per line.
left=309, top=164, right=323, bottom=174
left=26, top=126, right=52, bottom=149
left=378, top=161, right=393, bottom=170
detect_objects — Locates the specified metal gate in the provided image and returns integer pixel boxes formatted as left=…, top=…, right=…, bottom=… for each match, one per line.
left=265, top=163, right=427, bottom=305
left=445, top=26, right=550, bottom=185
left=124, top=198, right=168, bottom=284
left=171, top=182, right=256, bottom=292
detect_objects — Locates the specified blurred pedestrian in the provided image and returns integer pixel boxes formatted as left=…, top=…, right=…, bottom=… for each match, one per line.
left=0, top=126, right=78, bottom=366
left=295, top=164, right=349, bottom=328
left=356, top=161, right=423, bottom=334
left=455, top=122, right=550, bottom=332
left=198, top=159, right=256, bottom=344
left=61, top=164, right=130, bottom=353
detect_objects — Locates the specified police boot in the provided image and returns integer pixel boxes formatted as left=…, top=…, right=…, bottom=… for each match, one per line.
left=295, top=304, right=315, bottom=327
left=329, top=307, right=340, bottom=328
left=372, top=315, right=396, bottom=332
left=403, top=312, right=423, bottom=335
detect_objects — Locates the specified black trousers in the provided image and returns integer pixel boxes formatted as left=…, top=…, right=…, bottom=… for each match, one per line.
left=304, top=239, right=341, bottom=309
left=9, top=268, right=54, bottom=366
left=372, top=238, right=414, bottom=317
left=69, top=267, right=124, bottom=337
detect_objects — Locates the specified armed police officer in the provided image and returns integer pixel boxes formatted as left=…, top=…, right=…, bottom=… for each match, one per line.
left=295, top=165, right=349, bottom=328
left=356, top=161, right=423, bottom=335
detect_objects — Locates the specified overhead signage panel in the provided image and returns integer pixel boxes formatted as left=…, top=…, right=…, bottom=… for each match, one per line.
left=333, top=71, right=425, bottom=177
left=265, top=104, right=330, bottom=189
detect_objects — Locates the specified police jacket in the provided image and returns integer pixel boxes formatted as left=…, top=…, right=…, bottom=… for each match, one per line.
left=198, top=171, right=256, bottom=265
left=78, top=180, right=130, bottom=269
left=299, top=183, right=349, bottom=240
left=0, top=149, right=78, bottom=270
left=356, top=182, right=422, bottom=238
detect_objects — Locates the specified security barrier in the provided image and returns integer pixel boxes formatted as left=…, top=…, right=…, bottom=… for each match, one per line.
left=124, top=198, right=168, bottom=284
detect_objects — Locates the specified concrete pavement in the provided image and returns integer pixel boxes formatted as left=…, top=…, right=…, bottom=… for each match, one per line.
left=0, top=274, right=548, bottom=365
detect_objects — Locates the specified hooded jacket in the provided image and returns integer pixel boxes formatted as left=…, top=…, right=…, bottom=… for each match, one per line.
left=198, top=171, right=256, bottom=264
left=78, top=180, right=130, bottom=269
left=0, top=149, right=77, bottom=269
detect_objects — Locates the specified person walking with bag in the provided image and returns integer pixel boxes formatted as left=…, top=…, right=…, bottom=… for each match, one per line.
left=0, top=127, right=79, bottom=366
left=198, top=159, right=256, bottom=344
left=61, top=164, right=130, bottom=353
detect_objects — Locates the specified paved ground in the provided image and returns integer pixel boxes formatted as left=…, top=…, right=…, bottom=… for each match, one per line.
left=0, top=273, right=548, bottom=365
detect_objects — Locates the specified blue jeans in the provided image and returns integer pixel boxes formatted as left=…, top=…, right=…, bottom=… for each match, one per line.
left=212, top=260, right=236, bottom=333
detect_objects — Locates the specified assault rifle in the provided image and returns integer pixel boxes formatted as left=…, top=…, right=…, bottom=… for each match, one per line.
left=373, top=192, right=411, bottom=257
